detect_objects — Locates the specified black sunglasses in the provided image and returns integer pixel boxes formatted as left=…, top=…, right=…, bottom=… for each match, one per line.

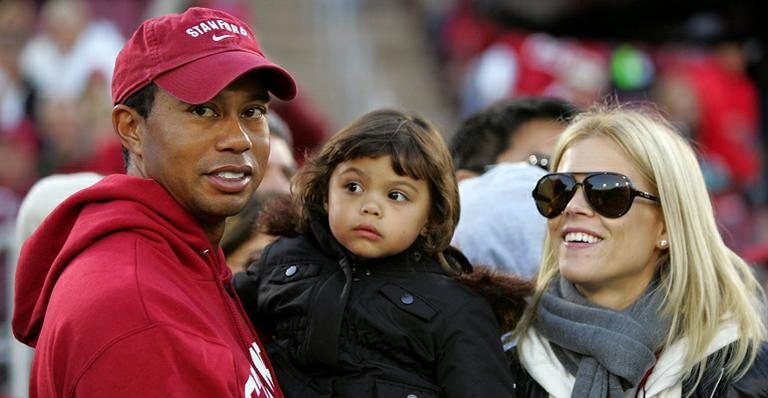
left=532, top=172, right=660, bottom=218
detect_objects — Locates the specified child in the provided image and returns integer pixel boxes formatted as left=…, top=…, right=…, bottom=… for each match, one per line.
left=235, top=109, right=523, bottom=397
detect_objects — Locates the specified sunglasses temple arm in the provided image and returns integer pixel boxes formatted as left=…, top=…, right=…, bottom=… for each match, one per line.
left=636, top=190, right=661, bottom=202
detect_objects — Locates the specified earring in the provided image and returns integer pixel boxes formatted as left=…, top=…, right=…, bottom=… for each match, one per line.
left=659, top=239, right=668, bottom=248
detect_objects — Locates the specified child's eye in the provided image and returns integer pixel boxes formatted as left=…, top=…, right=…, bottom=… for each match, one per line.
left=345, top=182, right=362, bottom=193
left=389, top=191, right=408, bottom=202
left=243, top=106, right=266, bottom=120
left=191, top=105, right=217, bottom=117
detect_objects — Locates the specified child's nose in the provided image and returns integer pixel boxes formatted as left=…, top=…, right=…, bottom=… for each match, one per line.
left=360, top=201, right=381, bottom=217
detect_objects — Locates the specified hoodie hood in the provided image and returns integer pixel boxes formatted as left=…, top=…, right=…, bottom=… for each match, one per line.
left=12, top=174, right=222, bottom=346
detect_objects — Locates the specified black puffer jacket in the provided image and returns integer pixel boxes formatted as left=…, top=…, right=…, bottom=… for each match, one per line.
left=234, top=218, right=526, bottom=398
left=508, top=341, right=768, bottom=397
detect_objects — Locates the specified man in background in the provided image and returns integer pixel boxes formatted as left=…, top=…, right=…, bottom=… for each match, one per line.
left=450, top=97, right=578, bottom=278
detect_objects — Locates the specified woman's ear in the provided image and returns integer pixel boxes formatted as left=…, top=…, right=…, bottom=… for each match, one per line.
left=655, top=221, right=669, bottom=250
left=112, top=104, right=144, bottom=160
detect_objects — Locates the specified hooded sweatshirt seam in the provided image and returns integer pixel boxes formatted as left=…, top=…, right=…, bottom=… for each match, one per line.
left=132, top=237, right=153, bottom=325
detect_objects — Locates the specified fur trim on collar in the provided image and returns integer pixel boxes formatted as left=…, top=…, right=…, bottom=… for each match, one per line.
left=457, top=266, right=533, bottom=331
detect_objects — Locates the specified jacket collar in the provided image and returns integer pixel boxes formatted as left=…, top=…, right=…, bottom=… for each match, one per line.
left=307, top=214, right=443, bottom=274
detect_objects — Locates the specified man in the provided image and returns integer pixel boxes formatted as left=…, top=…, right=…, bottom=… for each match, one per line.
left=12, top=7, right=296, bottom=397
left=257, top=113, right=297, bottom=195
left=450, top=97, right=578, bottom=278
left=450, top=97, right=578, bottom=181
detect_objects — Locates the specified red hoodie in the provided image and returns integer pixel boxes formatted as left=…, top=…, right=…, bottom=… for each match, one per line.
left=13, top=174, right=283, bottom=398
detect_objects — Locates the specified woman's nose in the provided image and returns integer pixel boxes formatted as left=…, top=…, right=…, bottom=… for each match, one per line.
left=562, top=185, right=593, bottom=216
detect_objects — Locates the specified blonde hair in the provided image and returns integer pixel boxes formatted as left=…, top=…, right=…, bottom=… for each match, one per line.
left=516, top=103, right=766, bottom=389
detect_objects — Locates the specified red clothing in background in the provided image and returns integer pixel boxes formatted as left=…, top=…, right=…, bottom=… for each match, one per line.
left=688, top=56, right=761, bottom=188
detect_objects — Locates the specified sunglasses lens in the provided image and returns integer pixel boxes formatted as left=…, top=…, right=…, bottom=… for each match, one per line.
left=533, top=174, right=576, bottom=218
left=584, top=174, right=632, bottom=218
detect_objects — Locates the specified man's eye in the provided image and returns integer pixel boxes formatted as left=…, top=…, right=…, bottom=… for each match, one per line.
left=243, top=106, right=266, bottom=119
left=389, top=191, right=408, bottom=202
left=345, top=182, right=362, bottom=193
left=191, top=106, right=216, bottom=117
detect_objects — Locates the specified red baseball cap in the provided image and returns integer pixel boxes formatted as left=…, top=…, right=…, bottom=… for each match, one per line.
left=111, top=7, right=297, bottom=105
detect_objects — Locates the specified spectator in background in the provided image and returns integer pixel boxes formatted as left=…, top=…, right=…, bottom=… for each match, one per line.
left=450, top=97, right=578, bottom=278
left=31, top=76, right=125, bottom=178
left=270, top=92, right=330, bottom=165
left=17, top=0, right=126, bottom=180
left=0, top=0, right=38, bottom=199
left=257, top=113, right=297, bottom=195
left=20, top=0, right=123, bottom=102
left=34, top=96, right=92, bottom=175
left=450, top=97, right=577, bottom=181
left=652, top=40, right=762, bottom=256
left=221, top=113, right=298, bottom=272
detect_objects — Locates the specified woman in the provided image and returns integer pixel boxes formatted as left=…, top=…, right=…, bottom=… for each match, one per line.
left=510, top=104, right=767, bottom=397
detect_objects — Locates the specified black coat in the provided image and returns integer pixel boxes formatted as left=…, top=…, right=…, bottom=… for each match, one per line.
left=508, top=341, right=768, bottom=397
left=234, top=219, right=517, bottom=398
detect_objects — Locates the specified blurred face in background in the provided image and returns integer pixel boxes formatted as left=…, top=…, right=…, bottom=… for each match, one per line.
left=257, top=134, right=296, bottom=194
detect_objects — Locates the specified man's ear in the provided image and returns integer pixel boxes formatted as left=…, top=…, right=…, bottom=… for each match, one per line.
left=112, top=104, right=144, bottom=160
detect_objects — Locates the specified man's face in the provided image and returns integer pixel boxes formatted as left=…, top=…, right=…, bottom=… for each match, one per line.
left=133, top=74, right=270, bottom=226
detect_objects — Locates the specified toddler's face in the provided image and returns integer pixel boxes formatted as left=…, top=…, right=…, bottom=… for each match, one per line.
left=326, top=156, right=430, bottom=259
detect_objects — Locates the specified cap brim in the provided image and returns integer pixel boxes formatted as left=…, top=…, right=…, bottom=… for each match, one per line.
left=154, top=50, right=297, bottom=103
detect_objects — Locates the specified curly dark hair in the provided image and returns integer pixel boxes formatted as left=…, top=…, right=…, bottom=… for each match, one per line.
left=292, top=108, right=461, bottom=273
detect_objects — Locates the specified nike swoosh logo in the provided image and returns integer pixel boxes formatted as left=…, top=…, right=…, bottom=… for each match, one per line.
left=212, top=34, right=235, bottom=42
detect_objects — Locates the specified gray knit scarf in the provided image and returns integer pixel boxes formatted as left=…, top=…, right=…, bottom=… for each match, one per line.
left=534, top=277, right=671, bottom=398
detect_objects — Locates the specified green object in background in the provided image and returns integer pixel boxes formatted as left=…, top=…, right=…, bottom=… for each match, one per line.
left=611, top=44, right=654, bottom=90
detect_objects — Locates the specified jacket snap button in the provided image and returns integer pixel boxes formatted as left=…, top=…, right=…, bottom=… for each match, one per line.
left=406, top=394, right=418, bottom=398
left=400, top=294, right=414, bottom=305
left=285, top=265, right=298, bottom=277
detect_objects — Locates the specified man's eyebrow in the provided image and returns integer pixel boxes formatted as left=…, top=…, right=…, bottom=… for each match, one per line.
left=248, top=92, right=271, bottom=103
left=199, top=91, right=270, bottom=104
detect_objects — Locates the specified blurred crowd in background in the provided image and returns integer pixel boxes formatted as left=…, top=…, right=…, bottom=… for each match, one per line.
left=0, top=0, right=766, bottom=393
left=425, top=0, right=767, bottom=259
